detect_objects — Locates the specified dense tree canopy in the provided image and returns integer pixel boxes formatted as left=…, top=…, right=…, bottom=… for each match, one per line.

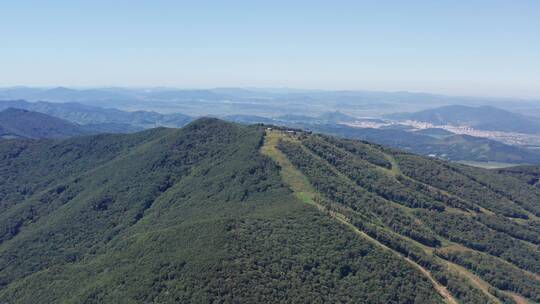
left=0, top=119, right=538, bottom=303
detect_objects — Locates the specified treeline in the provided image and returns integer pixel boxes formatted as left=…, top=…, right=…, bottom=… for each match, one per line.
left=277, top=140, right=441, bottom=247
left=474, top=213, right=540, bottom=245
left=315, top=197, right=497, bottom=304
left=302, top=136, right=446, bottom=211
left=226, top=210, right=444, bottom=303
left=457, top=164, right=540, bottom=217
left=277, top=133, right=540, bottom=302
left=317, top=135, right=392, bottom=169
left=416, top=210, right=540, bottom=274
left=395, top=154, right=530, bottom=218
left=436, top=250, right=540, bottom=302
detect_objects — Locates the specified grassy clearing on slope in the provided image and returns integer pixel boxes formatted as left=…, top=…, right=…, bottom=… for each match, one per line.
left=260, top=131, right=318, bottom=206
left=261, top=130, right=457, bottom=304
left=446, top=260, right=503, bottom=304
left=382, top=152, right=402, bottom=176
left=271, top=130, right=540, bottom=303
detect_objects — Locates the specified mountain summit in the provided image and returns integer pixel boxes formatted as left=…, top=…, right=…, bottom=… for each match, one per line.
left=0, top=119, right=538, bottom=303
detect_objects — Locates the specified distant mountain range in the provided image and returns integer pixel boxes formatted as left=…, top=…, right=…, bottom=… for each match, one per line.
left=226, top=114, right=540, bottom=164
left=0, top=108, right=151, bottom=139
left=413, top=128, right=455, bottom=138
left=0, top=100, right=192, bottom=130
left=0, top=108, right=89, bottom=139
left=2, top=86, right=539, bottom=117
left=309, top=124, right=540, bottom=164
left=3, top=98, right=540, bottom=164
left=388, top=105, right=540, bottom=134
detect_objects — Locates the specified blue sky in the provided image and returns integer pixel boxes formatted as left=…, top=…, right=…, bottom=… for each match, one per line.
left=1, top=1, right=539, bottom=97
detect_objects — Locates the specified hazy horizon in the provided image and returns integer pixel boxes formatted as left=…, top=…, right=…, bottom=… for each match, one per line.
left=2, top=85, right=540, bottom=101
left=2, top=1, right=539, bottom=98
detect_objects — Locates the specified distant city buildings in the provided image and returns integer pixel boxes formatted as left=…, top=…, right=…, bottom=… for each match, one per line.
left=342, top=119, right=540, bottom=147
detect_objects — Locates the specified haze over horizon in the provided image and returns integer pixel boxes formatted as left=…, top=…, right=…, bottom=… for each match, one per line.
left=1, top=1, right=539, bottom=98
left=2, top=85, right=540, bottom=102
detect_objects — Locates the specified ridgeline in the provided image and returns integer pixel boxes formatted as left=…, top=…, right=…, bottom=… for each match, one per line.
left=0, top=118, right=538, bottom=303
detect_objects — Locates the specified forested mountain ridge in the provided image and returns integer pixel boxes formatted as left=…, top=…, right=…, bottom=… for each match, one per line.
left=0, top=108, right=146, bottom=139
left=0, top=118, right=538, bottom=303
left=4, top=99, right=540, bottom=165
left=0, top=108, right=88, bottom=139
left=227, top=115, right=540, bottom=164
left=0, top=99, right=193, bottom=129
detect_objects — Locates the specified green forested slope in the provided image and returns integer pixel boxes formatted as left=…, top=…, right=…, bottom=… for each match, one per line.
left=0, top=108, right=88, bottom=139
left=0, top=119, right=442, bottom=303
left=497, top=166, right=540, bottom=189
left=0, top=119, right=538, bottom=303
left=274, top=131, right=540, bottom=303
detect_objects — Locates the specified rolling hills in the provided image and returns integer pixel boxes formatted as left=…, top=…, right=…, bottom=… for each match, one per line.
left=0, top=108, right=89, bottom=139
left=388, top=105, right=540, bottom=134
left=0, top=118, right=539, bottom=303
left=0, top=99, right=192, bottom=130
left=227, top=115, right=540, bottom=164
left=306, top=124, right=540, bottom=164
left=4, top=86, right=539, bottom=118
left=0, top=108, right=143, bottom=139
left=4, top=99, right=540, bottom=164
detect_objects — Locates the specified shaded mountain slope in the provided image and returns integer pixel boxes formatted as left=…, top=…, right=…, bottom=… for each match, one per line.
left=0, top=99, right=193, bottom=130
left=496, top=165, right=540, bottom=189
left=0, top=119, right=538, bottom=303
left=0, top=108, right=88, bottom=139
